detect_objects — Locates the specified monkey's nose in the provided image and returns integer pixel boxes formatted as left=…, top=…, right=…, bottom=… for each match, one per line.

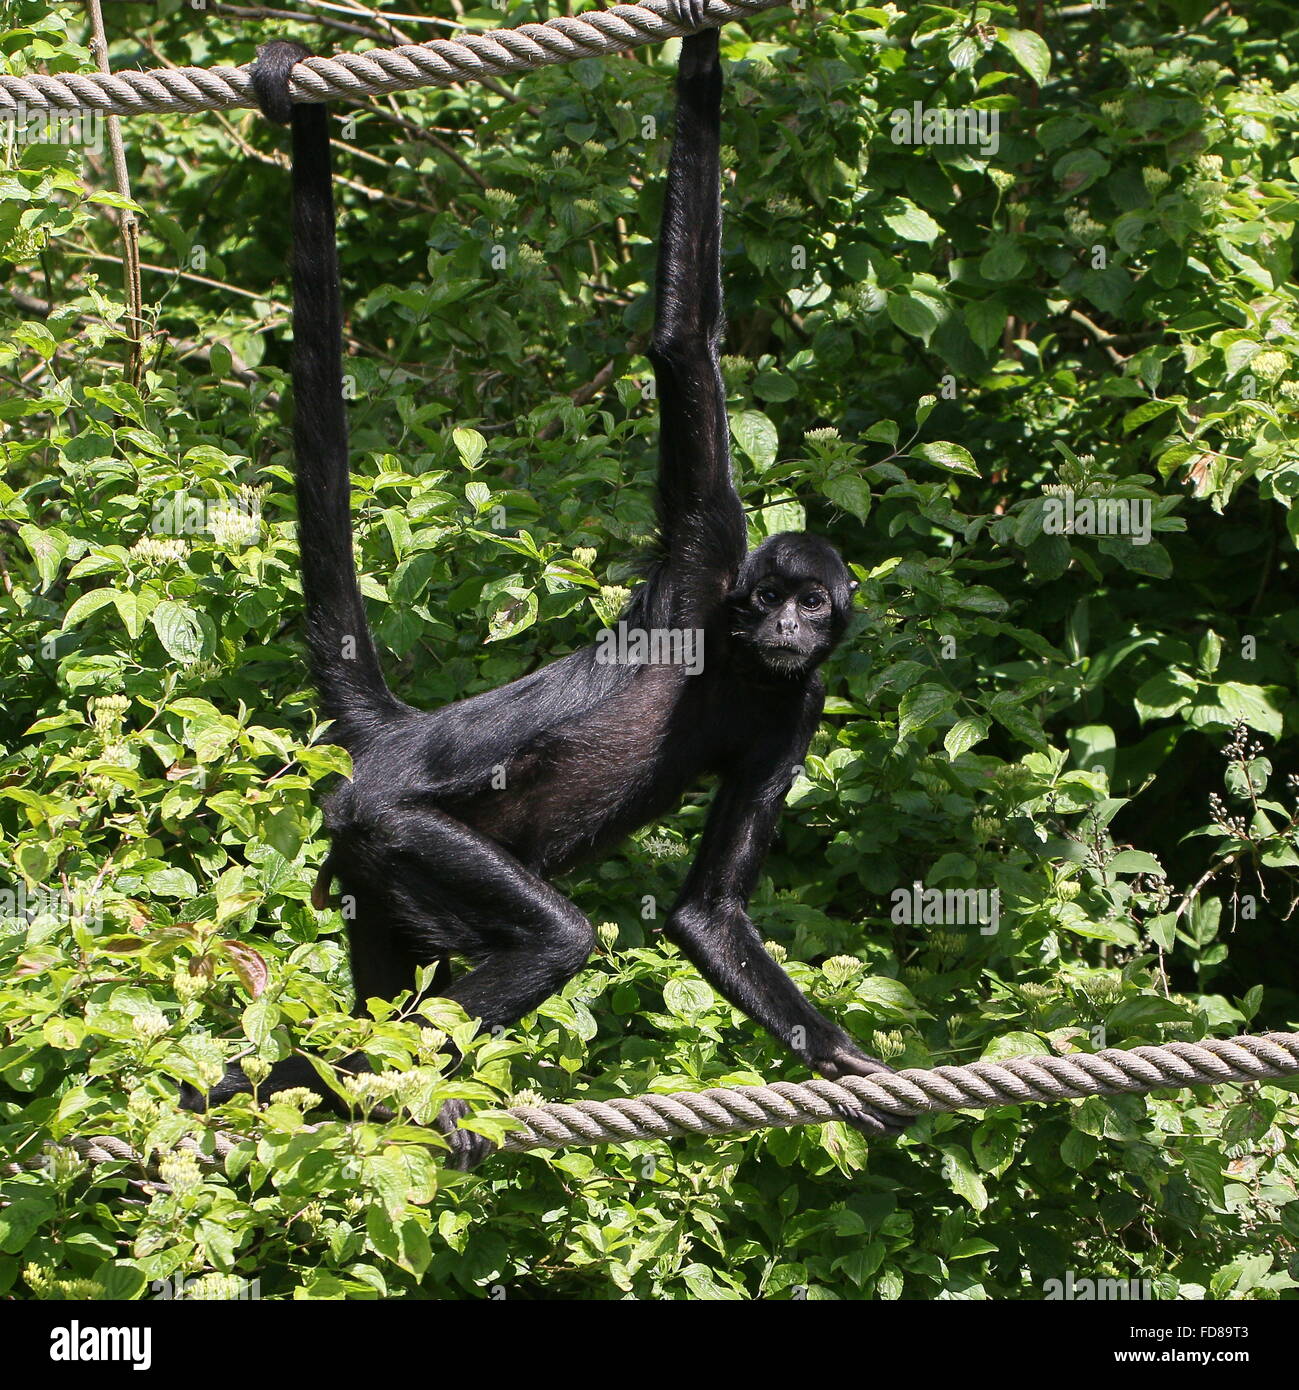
left=777, top=616, right=799, bottom=637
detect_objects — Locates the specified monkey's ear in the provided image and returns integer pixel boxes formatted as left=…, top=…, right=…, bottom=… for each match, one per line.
left=848, top=579, right=860, bottom=594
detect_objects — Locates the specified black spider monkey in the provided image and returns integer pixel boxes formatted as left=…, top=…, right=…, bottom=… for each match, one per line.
left=183, top=16, right=907, bottom=1166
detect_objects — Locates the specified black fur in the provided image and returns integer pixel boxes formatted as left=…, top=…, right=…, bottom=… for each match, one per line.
left=184, top=32, right=906, bottom=1165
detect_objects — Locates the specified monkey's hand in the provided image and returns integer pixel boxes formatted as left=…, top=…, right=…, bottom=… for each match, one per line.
left=434, top=1098, right=497, bottom=1172
left=814, top=1044, right=911, bottom=1139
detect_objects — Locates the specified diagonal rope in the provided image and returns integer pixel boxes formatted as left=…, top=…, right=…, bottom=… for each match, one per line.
left=5, top=1032, right=1297, bottom=1175
left=0, top=0, right=786, bottom=118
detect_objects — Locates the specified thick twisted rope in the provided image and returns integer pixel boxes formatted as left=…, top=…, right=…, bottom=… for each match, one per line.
left=6, top=1032, right=1297, bottom=1174
left=0, top=0, right=784, bottom=119
left=497, top=1031, right=1299, bottom=1149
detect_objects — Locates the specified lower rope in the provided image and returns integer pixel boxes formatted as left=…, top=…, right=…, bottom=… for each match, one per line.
left=5, top=1032, right=1297, bottom=1174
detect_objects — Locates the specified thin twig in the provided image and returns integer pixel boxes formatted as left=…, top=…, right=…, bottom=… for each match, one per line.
left=85, top=0, right=144, bottom=383
left=537, top=356, right=624, bottom=440
left=1173, top=849, right=1247, bottom=925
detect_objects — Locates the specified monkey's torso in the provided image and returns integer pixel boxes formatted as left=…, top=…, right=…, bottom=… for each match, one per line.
left=326, top=625, right=819, bottom=880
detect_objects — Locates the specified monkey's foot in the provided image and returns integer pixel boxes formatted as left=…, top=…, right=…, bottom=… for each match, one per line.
left=178, top=1081, right=207, bottom=1113
left=434, top=1099, right=497, bottom=1171
left=815, top=1049, right=912, bottom=1139
left=177, top=1063, right=252, bottom=1113
left=829, top=1094, right=911, bottom=1139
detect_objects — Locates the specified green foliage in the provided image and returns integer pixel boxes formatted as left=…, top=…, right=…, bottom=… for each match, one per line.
left=2, top=0, right=1299, bottom=1300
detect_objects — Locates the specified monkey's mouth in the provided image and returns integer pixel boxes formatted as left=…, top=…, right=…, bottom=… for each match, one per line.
left=733, top=629, right=801, bottom=651
left=757, top=642, right=809, bottom=670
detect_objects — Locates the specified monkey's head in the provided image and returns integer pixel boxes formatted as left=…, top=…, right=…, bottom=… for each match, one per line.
left=728, top=532, right=858, bottom=679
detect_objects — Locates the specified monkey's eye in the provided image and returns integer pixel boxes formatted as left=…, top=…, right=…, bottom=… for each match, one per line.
left=799, top=591, right=826, bottom=610
left=757, top=587, right=782, bottom=606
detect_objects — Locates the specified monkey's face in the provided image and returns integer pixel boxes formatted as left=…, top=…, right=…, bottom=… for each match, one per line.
left=729, top=532, right=857, bottom=678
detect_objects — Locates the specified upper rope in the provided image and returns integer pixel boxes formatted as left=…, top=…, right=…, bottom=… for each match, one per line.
left=0, top=1, right=785, bottom=118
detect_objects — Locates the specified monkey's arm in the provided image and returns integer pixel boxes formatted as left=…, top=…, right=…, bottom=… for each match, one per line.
left=663, top=727, right=906, bottom=1136
left=647, top=29, right=746, bottom=603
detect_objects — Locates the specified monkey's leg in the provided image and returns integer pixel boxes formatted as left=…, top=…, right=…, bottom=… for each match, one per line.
left=197, top=933, right=447, bottom=1117
left=353, top=807, right=595, bottom=1168
left=176, top=890, right=427, bottom=1114
left=184, top=809, right=594, bottom=1166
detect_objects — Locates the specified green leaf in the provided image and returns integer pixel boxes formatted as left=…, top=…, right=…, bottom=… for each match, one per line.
left=1061, top=1129, right=1099, bottom=1171
left=980, top=237, right=1027, bottom=282
left=241, top=997, right=279, bottom=1049
left=899, top=684, right=956, bottom=738
left=882, top=198, right=942, bottom=244
left=1122, top=398, right=1179, bottom=432
left=911, top=441, right=980, bottom=477
left=95, top=1264, right=148, bottom=1300
left=1053, top=147, right=1110, bottom=193
left=680, top=1264, right=745, bottom=1300
left=971, top=1118, right=1016, bottom=1177
left=663, top=977, right=713, bottom=1017
left=486, top=587, right=538, bottom=643
left=111, top=589, right=155, bottom=640
left=15, top=840, right=52, bottom=885
left=0, top=1198, right=55, bottom=1254
left=142, top=865, right=198, bottom=897
left=207, top=790, right=256, bottom=836
left=730, top=410, right=779, bottom=471
left=987, top=692, right=1046, bottom=748
left=948, top=35, right=980, bottom=71
left=887, top=291, right=941, bottom=343
left=852, top=976, right=921, bottom=1018
left=1108, top=850, right=1164, bottom=876
left=1134, top=670, right=1197, bottom=722
left=945, top=715, right=989, bottom=759
left=752, top=370, right=797, bottom=402
left=62, top=587, right=118, bottom=630
left=453, top=427, right=486, bottom=470
left=823, top=472, right=872, bottom=522
left=1106, top=995, right=1196, bottom=1034
left=19, top=523, right=69, bottom=591
left=939, top=1145, right=989, bottom=1211
left=864, top=419, right=899, bottom=447
left=1216, top=682, right=1283, bottom=738
left=965, top=299, right=1006, bottom=351
left=262, top=807, right=304, bottom=861
left=999, top=28, right=1051, bottom=85
left=1225, top=757, right=1269, bottom=798
left=151, top=601, right=204, bottom=664
left=980, top=1032, right=1053, bottom=1062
